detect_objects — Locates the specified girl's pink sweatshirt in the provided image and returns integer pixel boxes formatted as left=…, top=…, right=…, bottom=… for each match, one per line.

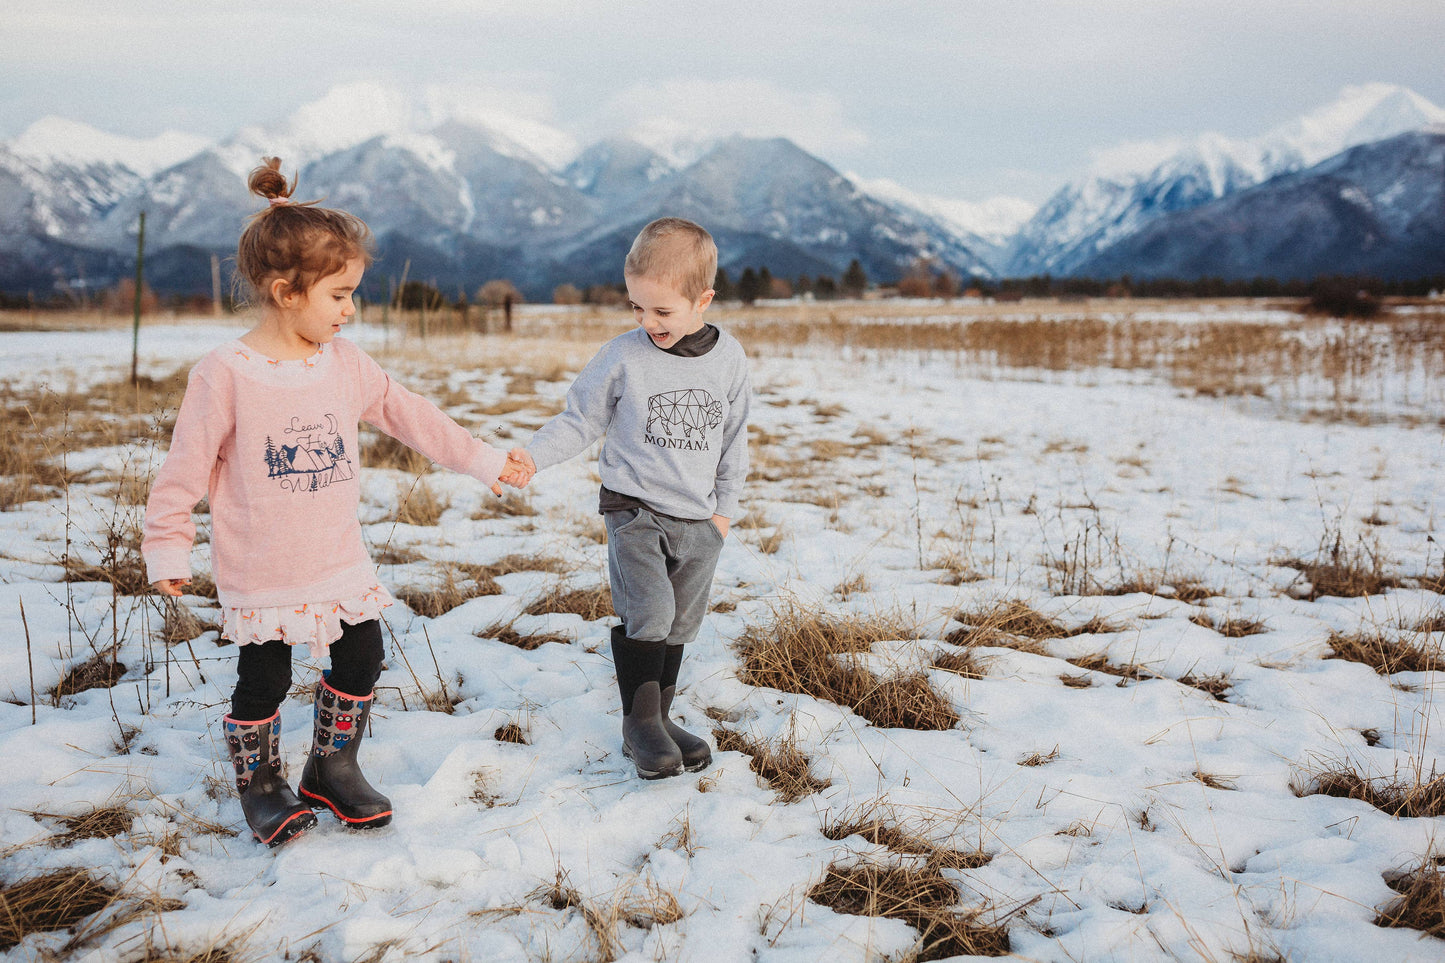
left=143, top=338, right=507, bottom=609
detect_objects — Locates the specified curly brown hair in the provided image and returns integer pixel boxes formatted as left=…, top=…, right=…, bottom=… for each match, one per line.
left=235, top=157, right=373, bottom=307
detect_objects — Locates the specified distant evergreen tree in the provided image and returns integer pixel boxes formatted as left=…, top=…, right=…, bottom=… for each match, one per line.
left=794, top=274, right=813, bottom=297
left=758, top=267, right=773, bottom=299
left=737, top=267, right=763, bottom=305
left=842, top=259, right=868, bottom=298
left=814, top=275, right=838, bottom=300
left=714, top=267, right=735, bottom=302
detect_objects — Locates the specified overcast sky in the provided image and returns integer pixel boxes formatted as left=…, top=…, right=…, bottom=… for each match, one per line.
left=6, top=0, right=1443, bottom=204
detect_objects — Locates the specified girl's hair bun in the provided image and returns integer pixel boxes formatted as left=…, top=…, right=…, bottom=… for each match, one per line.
left=248, top=157, right=294, bottom=203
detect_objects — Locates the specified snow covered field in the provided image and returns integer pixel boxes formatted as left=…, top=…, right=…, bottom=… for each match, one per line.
left=1, top=307, right=1443, bottom=962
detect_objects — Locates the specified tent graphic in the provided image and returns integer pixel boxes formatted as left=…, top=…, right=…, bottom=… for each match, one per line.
left=265, top=416, right=353, bottom=493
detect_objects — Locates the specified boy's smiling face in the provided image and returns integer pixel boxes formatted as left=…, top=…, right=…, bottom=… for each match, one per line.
left=626, top=273, right=714, bottom=350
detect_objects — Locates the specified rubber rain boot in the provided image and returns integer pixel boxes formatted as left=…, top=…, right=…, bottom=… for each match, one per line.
left=299, top=680, right=393, bottom=828
left=611, top=627, right=684, bottom=779
left=660, top=644, right=712, bottom=772
left=222, top=712, right=317, bottom=847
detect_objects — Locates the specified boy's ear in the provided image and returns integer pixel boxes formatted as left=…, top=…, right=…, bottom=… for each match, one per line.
left=695, top=288, right=715, bottom=312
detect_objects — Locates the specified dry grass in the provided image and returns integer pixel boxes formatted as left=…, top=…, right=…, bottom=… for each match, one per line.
left=947, top=600, right=1123, bottom=654
left=1065, top=652, right=1158, bottom=684
left=51, top=646, right=127, bottom=700
left=395, top=563, right=502, bottom=618
left=1327, top=630, right=1444, bottom=675
left=822, top=805, right=990, bottom=871
left=391, top=479, right=450, bottom=526
left=1376, top=857, right=1445, bottom=938
left=737, top=604, right=959, bottom=731
left=494, top=721, right=529, bottom=745
left=1294, top=766, right=1445, bottom=817
left=807, top=861, right=1010, bottom=960
left=1178, top=672, right=1234, bottom=701
left=159, top=601, right=218, bottom=644
left=477, top=621, right=571, bottom=650
left=931, top=648, right=987, bottom=680
left=711, top=725, right=830, bottom=802
left=30, top=805, right=134, bottom=845
left=526, top=583, right=614, bottom=621
left=1191, top=613, right=1268, bottom=637
left=471, top=489, right=537, bottom=519
left=1019, top=747, right=1060, bottom=767
left=1193, top=770, right=1238, bottom=791
left=0, top=868, right=117, bottom=950
left=1283, top=530, right=1400, bottom=600
left=361, top=432, right=432, bottom=474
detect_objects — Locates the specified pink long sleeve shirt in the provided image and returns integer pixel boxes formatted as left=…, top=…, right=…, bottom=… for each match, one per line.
left=143, top=337, right=506, bottom=609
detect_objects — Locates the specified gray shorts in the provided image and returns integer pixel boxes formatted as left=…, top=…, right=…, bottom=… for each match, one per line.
left=604, top=508, right=726, bottom=646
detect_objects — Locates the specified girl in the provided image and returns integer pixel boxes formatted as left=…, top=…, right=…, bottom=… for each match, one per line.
left=144, top=157, right=528, bottom=847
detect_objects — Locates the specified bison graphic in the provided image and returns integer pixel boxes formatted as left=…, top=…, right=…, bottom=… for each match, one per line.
left=646, top=389, right=723, bottom=439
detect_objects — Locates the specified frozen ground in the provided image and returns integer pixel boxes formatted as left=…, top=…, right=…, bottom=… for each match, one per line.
left=1, top=313, right=1443, bottom=962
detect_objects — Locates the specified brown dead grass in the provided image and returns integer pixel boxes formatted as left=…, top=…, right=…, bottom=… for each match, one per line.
left=947, top=600, right=1124, bottom=653
left=822, top=806, right=990, bottom=871
left=478, top=621, right=571, bottom=650
left=526, top=583, right=614, bottom=621
left=737, top=605, right=958, bottom=731
left=711, top=725, right=830, bottom=802
left=1376, top=858, right=1445, bottom=938
left=361, top=432, right=432, bottom=474
left=931, top=648, right=986, bottom=680
left=0, top=868, right=118, bottom=950
left=1178, top=672, right=1234, bottom=701
left=1284, top=531, right=1400, bottom=600
left=396, top=563, right=502, bottom=618
left=1191, top=613, right=1268, bottom=637
left=1295, top=767, right=1445, bottom=817
left=31, top=806, right=134, bottom=845
left=1066, top=652, right=1158, bottom=684
left=1327, top=630, right=1444, bottom=675
left=494, top=721, right=529, bottom=745
left=51, top=647, right=127, bottom=700
left=807, top=861, right=1010, bottom=960
left=391, top=479, right=450, bottom=526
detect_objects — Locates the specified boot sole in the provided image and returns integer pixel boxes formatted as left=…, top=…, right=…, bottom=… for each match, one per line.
left=256, top=809, right=317, bottom=848
left=300, top=787, right=394, bottom=828
left=622, top=745, right=684, bottom=780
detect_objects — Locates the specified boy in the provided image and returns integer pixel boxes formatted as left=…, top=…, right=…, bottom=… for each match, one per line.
left=513, top=217, right=750, bottom=779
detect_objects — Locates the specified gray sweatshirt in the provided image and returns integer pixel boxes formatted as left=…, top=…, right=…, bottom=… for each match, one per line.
left=527, top=327, right=751, bottom=519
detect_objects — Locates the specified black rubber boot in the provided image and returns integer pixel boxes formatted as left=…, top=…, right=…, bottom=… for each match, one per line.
left=611, top=628, right=683, bottom=779
left=222, top=713, right=317, bottom=848
left=660, top=644, right=712, bottom=772
left=299, top=680, right=393, bottom=828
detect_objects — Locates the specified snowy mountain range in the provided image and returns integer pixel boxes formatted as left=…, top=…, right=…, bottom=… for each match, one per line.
left=1005, top=83, right=1445, bottom=278
left=1, top=82, right=1442, bottom=299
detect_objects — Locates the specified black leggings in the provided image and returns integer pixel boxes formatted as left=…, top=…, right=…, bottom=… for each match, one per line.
left=230, top=619, right=385, bottom=721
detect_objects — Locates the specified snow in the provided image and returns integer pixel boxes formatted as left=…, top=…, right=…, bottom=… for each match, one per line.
left=11, top=117, right=210, bottom=178
left=1, top=312, right=1443, bottom=961
left=850, top=175, right=1036, bottom=247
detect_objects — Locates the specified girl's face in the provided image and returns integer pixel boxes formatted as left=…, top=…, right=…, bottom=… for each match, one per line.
left=276, top=258, right=365, bottom=348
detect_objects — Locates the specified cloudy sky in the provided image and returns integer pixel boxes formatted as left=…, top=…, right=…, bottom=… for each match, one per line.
left=6, top=0, right=1442, bottom=204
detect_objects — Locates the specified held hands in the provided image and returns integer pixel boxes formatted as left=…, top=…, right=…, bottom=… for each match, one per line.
left=153, top=578, right=190, bottom=598
left=712, top=514, right=730, bottom=539
left=492, top=447, right=537, bottom=495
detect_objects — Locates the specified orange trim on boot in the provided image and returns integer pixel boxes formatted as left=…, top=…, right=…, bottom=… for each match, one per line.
left=299, top=786, right=393, bottom=825
left=253, top=807, right=315, bottom=845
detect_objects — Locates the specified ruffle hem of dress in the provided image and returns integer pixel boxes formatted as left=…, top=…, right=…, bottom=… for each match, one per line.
left=221, top=584, right=395, bottom=659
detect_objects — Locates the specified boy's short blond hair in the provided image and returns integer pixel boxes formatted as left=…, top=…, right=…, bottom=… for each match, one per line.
left=624, top=217, right=718, bottom=303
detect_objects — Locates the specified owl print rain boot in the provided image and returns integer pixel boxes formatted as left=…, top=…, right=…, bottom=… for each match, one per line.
left=299, top=679, right=393, bottom=828
left=222, top=712, right=317, bottom=847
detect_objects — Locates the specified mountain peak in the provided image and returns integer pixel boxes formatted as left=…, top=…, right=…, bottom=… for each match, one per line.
left=12, top=116, right=210, bottom=177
